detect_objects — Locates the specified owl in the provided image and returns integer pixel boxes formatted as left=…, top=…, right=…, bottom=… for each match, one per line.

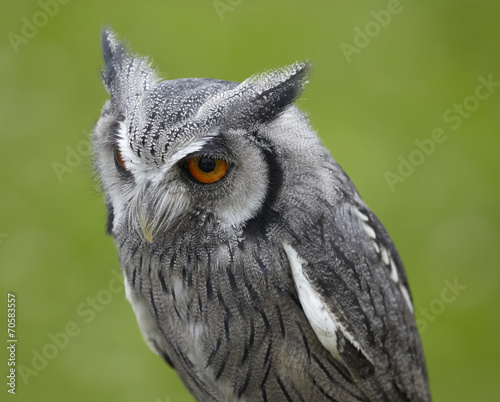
left=93, top=29, right=431, bottom=401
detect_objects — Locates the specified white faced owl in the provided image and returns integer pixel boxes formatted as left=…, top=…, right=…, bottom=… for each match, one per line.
left=93, top=28, right=431, bottom=401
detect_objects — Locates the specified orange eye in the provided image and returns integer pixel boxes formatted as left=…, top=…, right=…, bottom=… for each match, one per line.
left=114, top=146, right=128, bottom=173
left=187, top=156, right=228, bottom=184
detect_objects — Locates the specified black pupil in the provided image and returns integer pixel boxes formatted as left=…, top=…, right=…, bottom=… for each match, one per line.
left=198, top=157, right=216, bottom=173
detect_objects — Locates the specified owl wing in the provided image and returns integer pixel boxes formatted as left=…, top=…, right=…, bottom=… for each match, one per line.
left=284, top=201, right=431, bottom=401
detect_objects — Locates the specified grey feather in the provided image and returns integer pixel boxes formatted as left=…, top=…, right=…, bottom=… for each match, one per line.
left=93, top=28, right=431, bottom=401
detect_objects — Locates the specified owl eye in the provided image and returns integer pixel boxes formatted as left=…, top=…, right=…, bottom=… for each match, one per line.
left=187, top=156, right=228, bottom=184
left=114, top=146, right=129, bottom=173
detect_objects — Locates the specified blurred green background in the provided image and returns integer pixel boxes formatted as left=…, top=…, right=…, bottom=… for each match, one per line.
left=2, top=0, right=499, bottom=401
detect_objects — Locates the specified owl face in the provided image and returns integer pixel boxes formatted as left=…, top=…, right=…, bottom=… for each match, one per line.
left=93, top=30, right=313, bottom=245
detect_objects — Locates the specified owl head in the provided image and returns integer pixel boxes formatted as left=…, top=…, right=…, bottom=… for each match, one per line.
left=93, top=29, right=325, bottom=245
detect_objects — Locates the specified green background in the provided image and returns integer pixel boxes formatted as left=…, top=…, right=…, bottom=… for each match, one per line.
left=2, top=0, right=499, bottom=401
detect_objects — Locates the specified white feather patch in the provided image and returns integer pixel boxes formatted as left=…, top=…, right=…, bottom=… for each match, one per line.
left=389, top=257, right=399, bottom=283
left=380, top=246, right=390, bottom=266
left=399, top=284, right=414, bottom=313
left=117, top=120, right=141, bottom=171
left=124, top=277, right=166, bottom=356
left=353, top=208, right=369, bottom=222
left=283, top=243, right=341, bottom=361
left=283, top=242, right=375, bottom=368
left=361, top=221, right=377, bottom=240
left=168, top=134, right=217, bottom=167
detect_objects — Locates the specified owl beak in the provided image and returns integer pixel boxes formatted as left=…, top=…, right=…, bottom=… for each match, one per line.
left=138, top=211, right=154, bottom=243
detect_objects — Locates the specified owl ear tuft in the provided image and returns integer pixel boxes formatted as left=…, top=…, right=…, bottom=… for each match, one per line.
left=100, top=27, right=127, bottom=93
left=99, top=27, right=158, bottom=111
left=239, top=61, right=311, bottom=122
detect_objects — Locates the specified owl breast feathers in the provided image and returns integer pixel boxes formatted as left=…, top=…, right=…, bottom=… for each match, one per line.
left=93, top=28, right=431, bottom=401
